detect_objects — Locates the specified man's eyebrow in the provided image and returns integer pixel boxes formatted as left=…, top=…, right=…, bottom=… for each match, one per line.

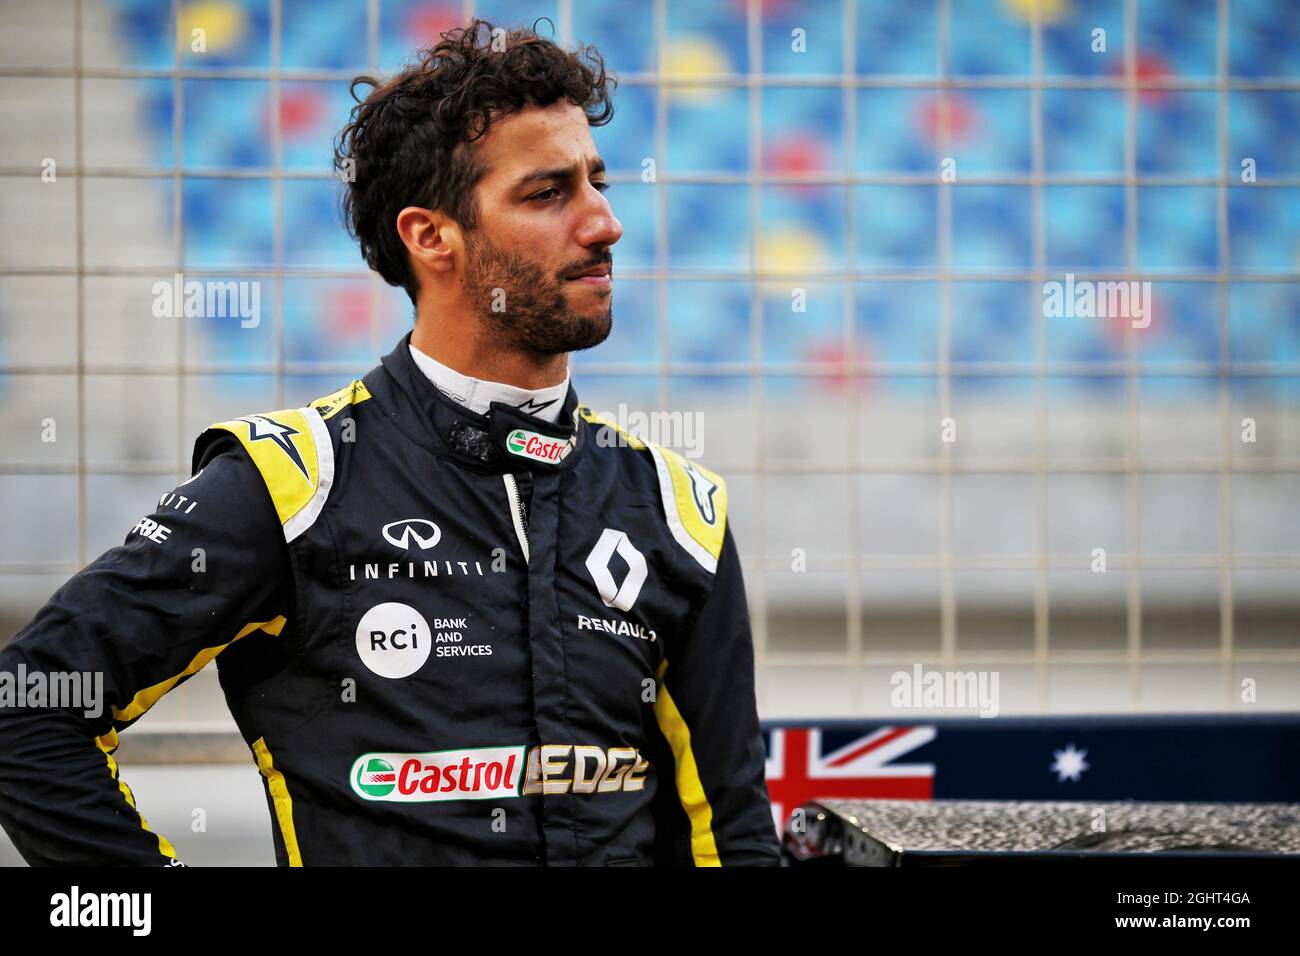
left=515, top=156, right=606, bottom=188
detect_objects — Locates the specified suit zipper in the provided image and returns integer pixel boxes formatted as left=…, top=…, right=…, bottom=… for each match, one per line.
left=502, top=473, right=530, bottom=564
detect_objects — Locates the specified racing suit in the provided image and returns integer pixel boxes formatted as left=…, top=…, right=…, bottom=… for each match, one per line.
left=0, top=332, right=779, bottom=866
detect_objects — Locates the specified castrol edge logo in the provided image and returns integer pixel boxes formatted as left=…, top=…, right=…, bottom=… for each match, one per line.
left=351, top=747, right=525, bottom=802
left=505, top=428, right=572, bottom=464
left=350, top=745, right=650, bottom=803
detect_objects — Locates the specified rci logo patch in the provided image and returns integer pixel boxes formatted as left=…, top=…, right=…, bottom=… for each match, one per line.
left=355, top=602, right=431, bottom=678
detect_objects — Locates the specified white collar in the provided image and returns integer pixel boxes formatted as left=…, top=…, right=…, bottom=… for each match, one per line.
left=408, top=342, right=569, bottom=425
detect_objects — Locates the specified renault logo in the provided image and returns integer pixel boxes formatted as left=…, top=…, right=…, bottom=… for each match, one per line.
left=382, top=518, right=442, bottom=551
left=584, top=528, right=648, bottom=613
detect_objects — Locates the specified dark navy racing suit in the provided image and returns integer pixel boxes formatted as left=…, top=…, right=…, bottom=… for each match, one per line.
left=0, top=332, right=779, bottom=866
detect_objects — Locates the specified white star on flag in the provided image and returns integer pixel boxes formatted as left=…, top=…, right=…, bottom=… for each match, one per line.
left=1050, top=742, right=1090, bottom=782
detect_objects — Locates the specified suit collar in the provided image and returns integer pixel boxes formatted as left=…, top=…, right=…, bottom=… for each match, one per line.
left=364, top=331, right=584, bottom=475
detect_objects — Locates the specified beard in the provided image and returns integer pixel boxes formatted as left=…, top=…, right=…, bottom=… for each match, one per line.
left=462, top=229, right=612, bottom=356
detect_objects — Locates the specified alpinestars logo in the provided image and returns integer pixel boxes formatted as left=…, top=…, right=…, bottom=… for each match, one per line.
left=684, top=460, right=719, bottom=525
left=382, top=518, right=441, bottom=550
left=514, top=396, right=559, bottom=415
left=242, top=415, right=310, bottom=481
left=584, top=528, right=647, bottom=612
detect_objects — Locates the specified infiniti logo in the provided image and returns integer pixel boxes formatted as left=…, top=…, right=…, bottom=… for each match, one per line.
left=382, top=518, right=442, bottom=551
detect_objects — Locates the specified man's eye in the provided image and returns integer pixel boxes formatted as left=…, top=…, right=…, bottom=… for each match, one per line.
left=531, top=182, right=609, bottom=202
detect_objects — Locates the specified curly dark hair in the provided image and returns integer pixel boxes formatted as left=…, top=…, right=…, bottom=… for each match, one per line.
left=333, top=17, right=616, bottom=307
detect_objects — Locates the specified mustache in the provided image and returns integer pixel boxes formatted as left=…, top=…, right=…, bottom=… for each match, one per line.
left=560, top=254, right=613, bottom=279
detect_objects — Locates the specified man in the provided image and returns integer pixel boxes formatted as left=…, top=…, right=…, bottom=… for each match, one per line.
left=0, top=19, right=779, bottom=866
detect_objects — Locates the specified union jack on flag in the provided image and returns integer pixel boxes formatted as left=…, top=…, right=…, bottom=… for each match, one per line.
left=764, top=725, right=937, bottom=831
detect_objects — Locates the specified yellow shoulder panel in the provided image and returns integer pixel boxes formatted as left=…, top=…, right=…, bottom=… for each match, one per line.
left=582, top=408, right=733, bottom=572
left=580, top=405, right=728, bottom=573
left=310, top=378, right=372, bottom=421
left=208, top=404, right=335, bottom=541
left=652, top=445, right=728, bottom=573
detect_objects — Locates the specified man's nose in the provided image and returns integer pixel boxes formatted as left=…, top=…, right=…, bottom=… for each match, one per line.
left=578, top=186, right=623, bottom=248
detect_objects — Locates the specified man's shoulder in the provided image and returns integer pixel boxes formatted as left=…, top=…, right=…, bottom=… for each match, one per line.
left=306, top=378, right=376, bottom=425
left=578, top=404, right=657, bottom=475
left=578, top=406, right=729, bottom=575
left=191, top=378, right=375, bottom=541
left=198, top=377, right=374, bottom=442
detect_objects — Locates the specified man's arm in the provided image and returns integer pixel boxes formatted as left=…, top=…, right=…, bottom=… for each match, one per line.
left=0, top=437, right=290, bottom=866
left=653, top=525, right=781, bottom=866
